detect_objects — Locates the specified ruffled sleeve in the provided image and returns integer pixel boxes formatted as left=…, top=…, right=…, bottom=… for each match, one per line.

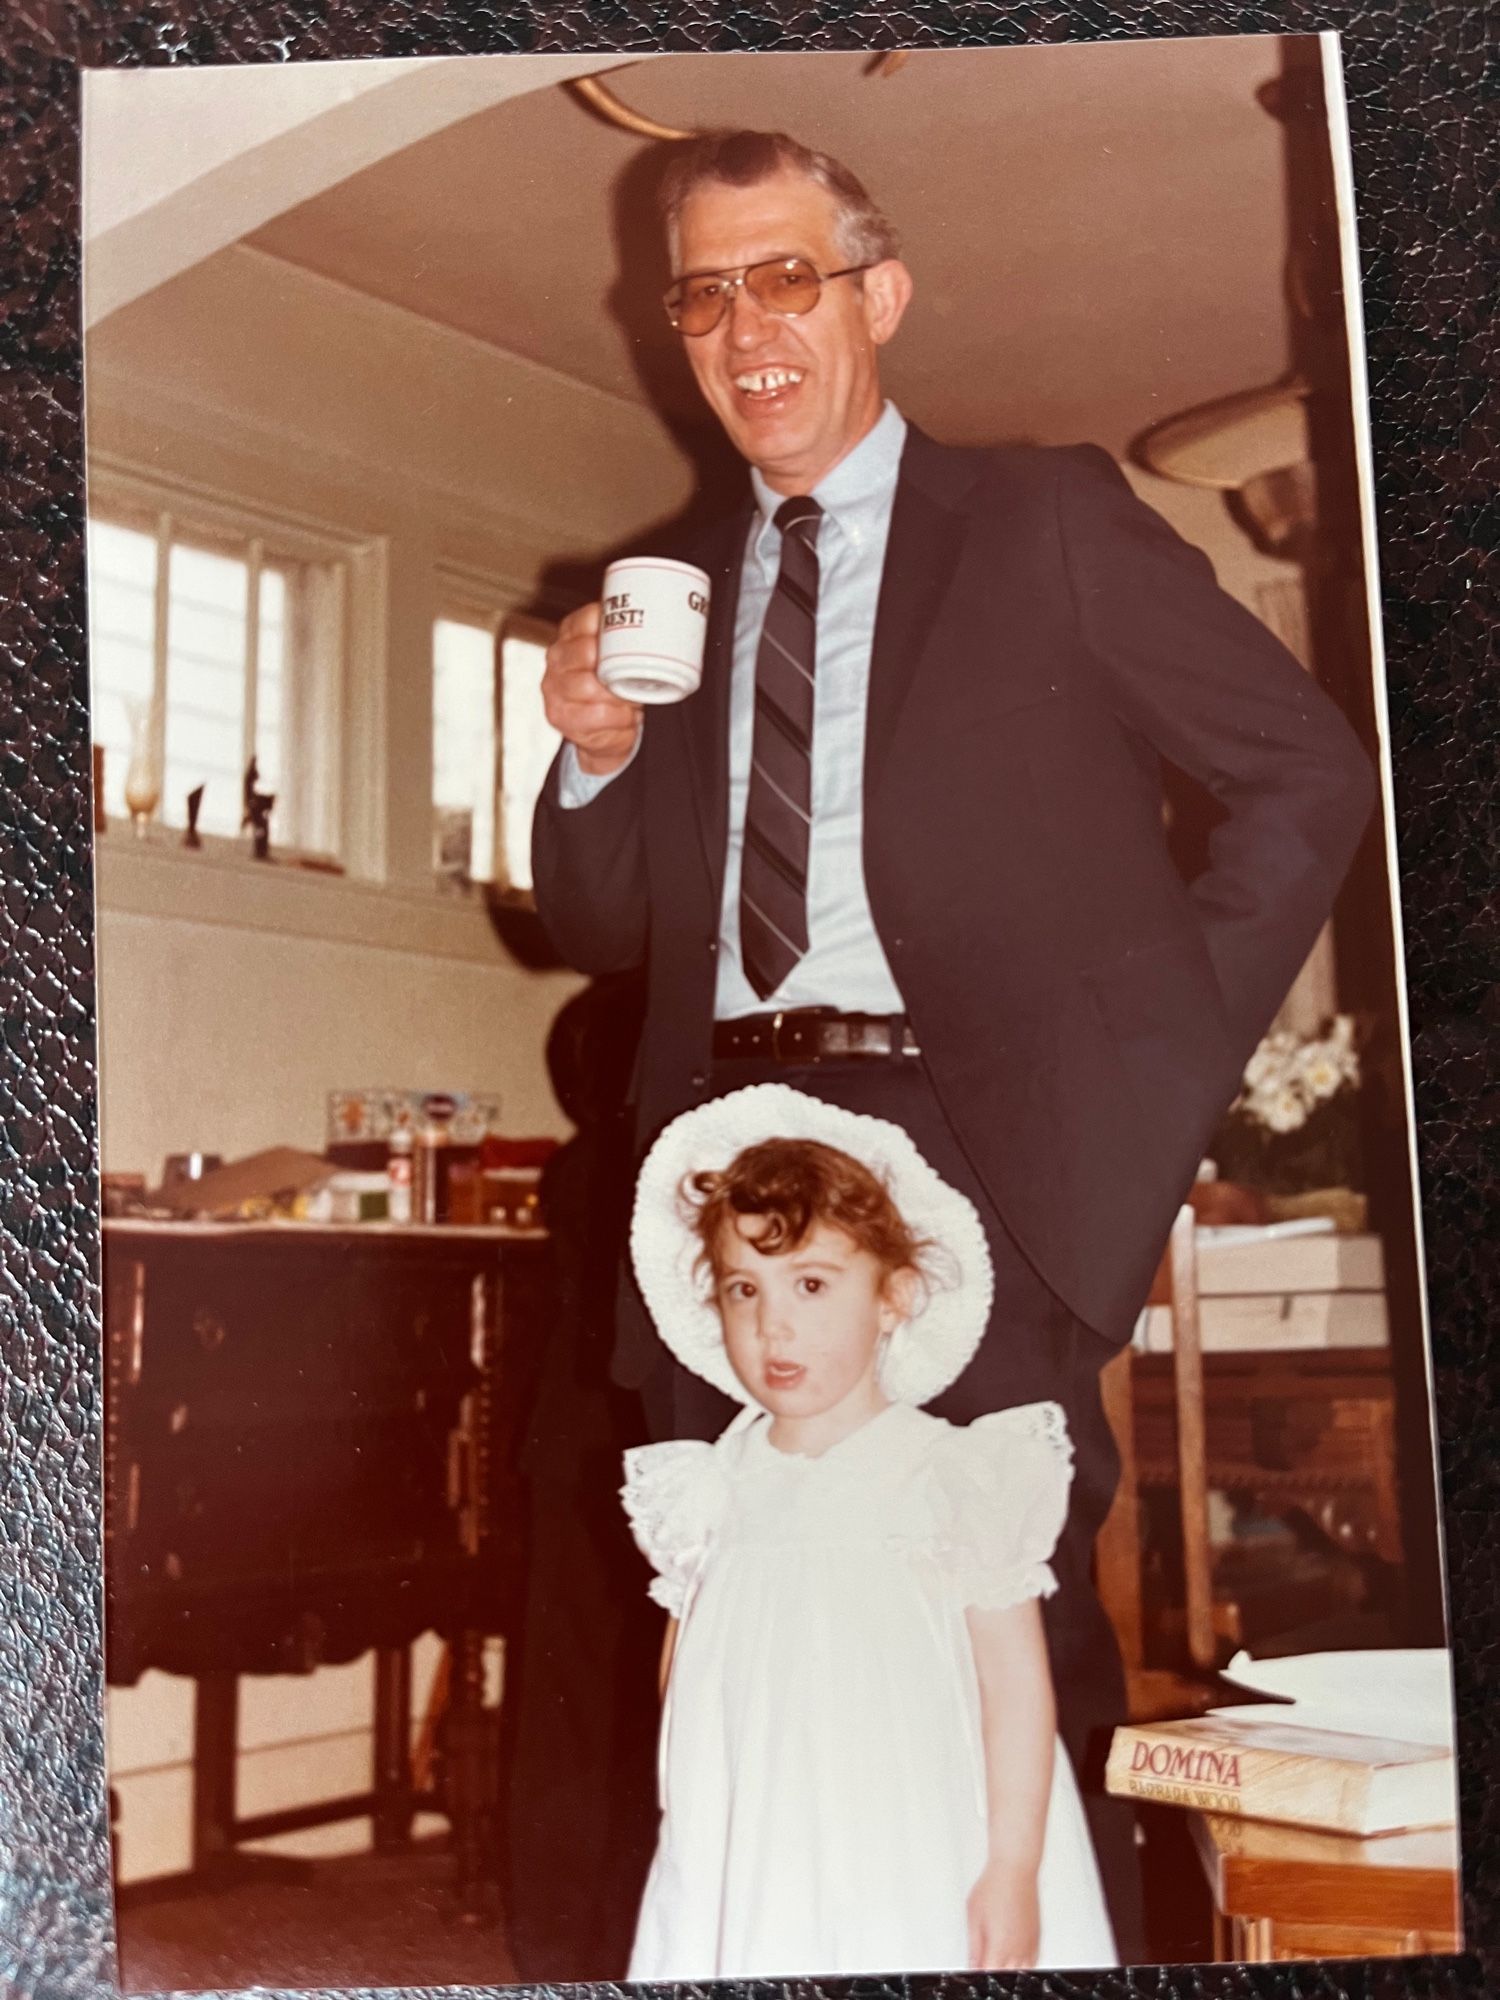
left=932, top=1401, right=1075, bottom=1611
left=620, top=1439, right=729, bottom=1618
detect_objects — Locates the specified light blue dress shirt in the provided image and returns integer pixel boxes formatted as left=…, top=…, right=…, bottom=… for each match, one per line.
left=559, top=401, right=909, bottom=1021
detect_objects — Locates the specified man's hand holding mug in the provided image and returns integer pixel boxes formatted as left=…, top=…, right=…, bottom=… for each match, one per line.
left=543, top=556, right=712, bottom=776
left=542, top=602, right=642, bottom=777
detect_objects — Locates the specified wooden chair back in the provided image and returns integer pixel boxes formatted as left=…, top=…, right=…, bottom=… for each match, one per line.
left=1097, top=1204, right=1217, bottom=1710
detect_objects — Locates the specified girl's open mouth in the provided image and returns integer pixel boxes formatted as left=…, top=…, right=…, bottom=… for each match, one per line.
left=763, top=1360, right=806, bottom=1389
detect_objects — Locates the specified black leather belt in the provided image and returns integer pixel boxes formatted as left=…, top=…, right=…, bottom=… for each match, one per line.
left=712, top=1009, right=921, bottom=1063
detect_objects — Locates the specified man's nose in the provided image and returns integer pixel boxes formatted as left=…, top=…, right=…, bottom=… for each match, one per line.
left=725, top=283, right=776, bottom=348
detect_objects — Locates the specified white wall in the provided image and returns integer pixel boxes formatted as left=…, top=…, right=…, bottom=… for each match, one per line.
left=96, top=888, right=572, bottom=1173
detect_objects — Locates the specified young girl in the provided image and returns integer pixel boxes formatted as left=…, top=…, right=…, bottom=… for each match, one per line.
left=621, top=1083, right=1117, bottom=1981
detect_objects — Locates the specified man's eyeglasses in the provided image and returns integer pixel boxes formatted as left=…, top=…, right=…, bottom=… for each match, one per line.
left=663, top=257, right=875, bottom=337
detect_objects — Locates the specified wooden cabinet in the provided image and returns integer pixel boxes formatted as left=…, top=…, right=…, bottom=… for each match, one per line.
left=104, top=1218, right=551, bottom=1905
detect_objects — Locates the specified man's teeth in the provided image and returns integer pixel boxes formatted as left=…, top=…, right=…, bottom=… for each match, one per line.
left=736, top=368, right=804, bottom=395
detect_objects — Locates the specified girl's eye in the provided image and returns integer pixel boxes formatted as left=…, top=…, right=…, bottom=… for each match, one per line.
left=799, top=1276, right=824, bottom=1295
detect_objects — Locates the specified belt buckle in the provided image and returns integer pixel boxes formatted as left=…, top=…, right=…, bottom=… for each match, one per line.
left=770, top=1009, right=794, bottom=1061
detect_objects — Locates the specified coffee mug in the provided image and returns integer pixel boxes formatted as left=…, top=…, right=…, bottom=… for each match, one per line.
left=596, top=556, right=711, bottom=705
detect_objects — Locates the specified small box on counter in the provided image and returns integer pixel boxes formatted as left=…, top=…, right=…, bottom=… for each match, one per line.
left=298, top=1171, right=391, bottom=1224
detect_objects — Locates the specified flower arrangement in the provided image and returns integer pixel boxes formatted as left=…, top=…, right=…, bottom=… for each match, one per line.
left=1211, top=1014, right=1365, bottom=1195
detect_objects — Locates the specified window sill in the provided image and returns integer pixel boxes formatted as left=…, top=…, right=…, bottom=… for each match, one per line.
left=95, top=830, right=511, bottom=967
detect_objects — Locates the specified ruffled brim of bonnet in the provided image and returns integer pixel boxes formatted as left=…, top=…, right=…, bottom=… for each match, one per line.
left=629, top=1082, right=995, bottom=1409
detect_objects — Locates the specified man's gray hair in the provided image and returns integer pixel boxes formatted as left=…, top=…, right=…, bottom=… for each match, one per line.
left=659, top=129, right=900, bottom=272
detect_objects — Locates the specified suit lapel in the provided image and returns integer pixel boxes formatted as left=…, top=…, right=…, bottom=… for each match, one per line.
left=864, top=427, right=983, bottom=797
left=676, top=499, right=752, bottom=901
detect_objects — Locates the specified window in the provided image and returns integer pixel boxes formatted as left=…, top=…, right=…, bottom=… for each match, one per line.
left=87, top=496, right=345, bottom=855
left=432, top=615, right=496, bottom=888
left=497, top=628, right=560, bottom=898
left=432, top=604, right=558, bottom=898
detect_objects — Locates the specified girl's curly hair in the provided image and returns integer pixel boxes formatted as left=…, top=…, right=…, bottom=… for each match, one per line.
left=682, top=1137, right=936, bottom=1298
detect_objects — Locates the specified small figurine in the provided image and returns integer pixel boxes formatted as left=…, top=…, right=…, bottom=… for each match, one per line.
left=184, top=784, right=204, bottom=849
left=242, top=757, right=276, bottom=862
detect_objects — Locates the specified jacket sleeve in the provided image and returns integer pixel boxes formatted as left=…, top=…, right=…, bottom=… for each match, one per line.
left=530, top=741, right=649, bottom=975
left=1056, top=446, right=1378, bottom=1053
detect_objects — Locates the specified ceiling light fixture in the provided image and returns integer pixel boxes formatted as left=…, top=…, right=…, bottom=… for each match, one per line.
left=1129, top=63, right=1325, bottom=561
left=568, top=51, right=913, bottom=139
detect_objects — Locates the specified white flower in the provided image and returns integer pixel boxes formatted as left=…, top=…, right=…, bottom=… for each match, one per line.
left=1238, top=1018, right=1359, bottom=1133
left=1246, top=1017, right=1361, bottom=1098
left=1306, top=1060, right=1344, bottom=1101
left=1296, top=1040, right=1346, bottom=1103
left=1245, top=1030, right=1296, bottom=1093
left=1263, top=1087, right=1309, bottom=1134
left=1248, top=1070, right=1305, bottom=1115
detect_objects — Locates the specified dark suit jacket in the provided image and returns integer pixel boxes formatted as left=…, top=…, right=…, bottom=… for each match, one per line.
left=533, top=426, right=1377, bottom=1373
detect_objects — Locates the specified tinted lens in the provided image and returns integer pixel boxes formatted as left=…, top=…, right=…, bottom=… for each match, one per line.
left=669, top=273, right=732, bottom=333
left=746, top=259, right=822, bottom=316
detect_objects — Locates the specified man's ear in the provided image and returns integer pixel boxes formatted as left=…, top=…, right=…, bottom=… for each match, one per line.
left=880, top=1264, right=920, bottom=1332
left=863, top=258, right=914, bottom=348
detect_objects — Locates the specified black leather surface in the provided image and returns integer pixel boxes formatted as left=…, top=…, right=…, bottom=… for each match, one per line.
left=0, top=3, right=1493, bottom=1997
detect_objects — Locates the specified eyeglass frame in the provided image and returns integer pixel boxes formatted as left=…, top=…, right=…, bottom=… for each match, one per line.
left=662, top=256, right=878, bottom=336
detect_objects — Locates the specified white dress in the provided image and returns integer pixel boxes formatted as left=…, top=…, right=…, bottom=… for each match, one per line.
left=621, top=1398, right=1118, bottom=1981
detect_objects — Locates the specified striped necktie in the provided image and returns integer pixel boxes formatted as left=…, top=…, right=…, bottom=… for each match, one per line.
left=740, top=494, right=823, bottom=1001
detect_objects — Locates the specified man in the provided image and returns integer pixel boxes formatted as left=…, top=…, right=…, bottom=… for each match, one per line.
left=532, top=129, right=1375, bottom=1954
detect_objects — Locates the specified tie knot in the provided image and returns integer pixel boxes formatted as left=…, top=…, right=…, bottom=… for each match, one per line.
left=774, top=495, right=822, bottom=546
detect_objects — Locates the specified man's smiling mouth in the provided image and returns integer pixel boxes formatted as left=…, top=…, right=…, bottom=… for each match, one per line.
left=734, top=367, right=805, bottom=400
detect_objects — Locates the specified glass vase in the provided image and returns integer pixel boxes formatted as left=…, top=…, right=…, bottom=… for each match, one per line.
left=122, top=701, right=162, bottom=840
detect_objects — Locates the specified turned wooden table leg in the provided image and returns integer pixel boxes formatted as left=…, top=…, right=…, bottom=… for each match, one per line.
left=190, top=1672, right=238, bottom=1874
left=373, top=1644, right=414, bottom=1851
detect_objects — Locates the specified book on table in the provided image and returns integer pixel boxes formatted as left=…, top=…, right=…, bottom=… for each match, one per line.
left=1105, top=1714, right=1455, bottom=1837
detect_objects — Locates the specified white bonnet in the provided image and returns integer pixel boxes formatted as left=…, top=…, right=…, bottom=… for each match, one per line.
left=629, top=1084, right=994, bottom=1409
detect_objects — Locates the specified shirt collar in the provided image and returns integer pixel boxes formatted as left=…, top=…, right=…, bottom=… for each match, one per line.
left=748, top=401, right=908, bottom=562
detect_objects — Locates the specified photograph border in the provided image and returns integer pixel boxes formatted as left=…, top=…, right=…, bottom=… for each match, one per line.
left=1, top=3, right=1494, bottom=1996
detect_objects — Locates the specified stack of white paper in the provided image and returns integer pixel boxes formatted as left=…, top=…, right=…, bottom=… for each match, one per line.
left=1214, top=1647, right=1456, bottom=1750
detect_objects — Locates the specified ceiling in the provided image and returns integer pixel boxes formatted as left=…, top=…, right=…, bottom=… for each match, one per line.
left=247, top=37, right=1298, bottom=461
